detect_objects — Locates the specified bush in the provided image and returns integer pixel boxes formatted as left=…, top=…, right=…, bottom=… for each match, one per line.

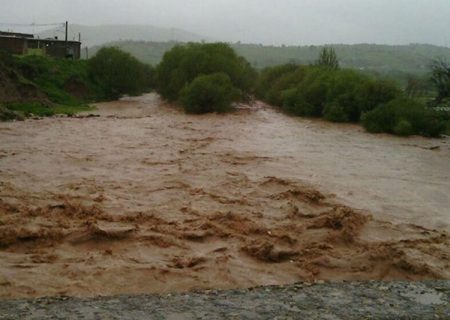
left=156, top=43, right=256, bottom=102
left=393, top=119, right=414, bottom=136
left=254, top=51, right=445, bottom=138
left=282, top=67, right=333, bottom=117
left=430, top=59, right=450, bottom=103
left=281, top=90, right=316, bottom=116
left=359, top=79, right=401, bottom=114
left=257, top=62, right=402, bottom=125
left=0, top=50, right=15, bottom=69
left=265, top=67, right=307, bottom=106
left=179, top=73, right=240, bottom=114
left=88, top=47, right=154, bottom=99
left=255, top=64, right=299, bottom=100
left=255, top=46, right=402, bottom=126
left=325, top=70, right=400, bottom=122
left=361, top=104, right=395, bottom=133
left=0, top=104, right=24, bottom=121
left=323, top=103, right=349, bottom=122
left=362, top=98, right=446, bottom=137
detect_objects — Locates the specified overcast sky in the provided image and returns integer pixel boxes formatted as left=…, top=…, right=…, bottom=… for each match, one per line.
left=1, top=0, right=449, bottom=46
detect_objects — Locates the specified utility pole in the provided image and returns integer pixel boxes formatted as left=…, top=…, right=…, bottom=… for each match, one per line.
left=85, top=47, right=89, bottom=59
left=65, top=21, right=68, bottom=42
left=65, top=21, right=68, bottom=58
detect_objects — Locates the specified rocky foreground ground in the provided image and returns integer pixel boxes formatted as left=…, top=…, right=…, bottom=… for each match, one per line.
left=0, top=281, right=448, bottom=319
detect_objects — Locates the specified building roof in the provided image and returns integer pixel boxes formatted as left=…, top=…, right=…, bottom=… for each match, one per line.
left=0, top=31, right=34, bottom=38
left=28, top=38, right=81, bottom=44
left=0, top=34, right=81, bottom=45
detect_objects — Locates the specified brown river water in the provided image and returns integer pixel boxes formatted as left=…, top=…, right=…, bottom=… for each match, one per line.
left=0, top=93, right=449, bottom=298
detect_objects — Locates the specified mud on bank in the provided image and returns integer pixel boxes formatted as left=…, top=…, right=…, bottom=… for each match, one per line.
left=0, top=94, right=449, bottom=298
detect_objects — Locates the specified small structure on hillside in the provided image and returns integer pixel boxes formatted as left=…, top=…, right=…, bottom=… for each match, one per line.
left=0, top=31, right=81, bottom=59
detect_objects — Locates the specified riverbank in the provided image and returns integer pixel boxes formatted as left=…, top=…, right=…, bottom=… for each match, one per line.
left=0, top=281, right=448, bottom=319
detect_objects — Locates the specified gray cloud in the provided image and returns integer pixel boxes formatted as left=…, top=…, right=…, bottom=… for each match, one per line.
left=1, top=0, right=449, bottom=46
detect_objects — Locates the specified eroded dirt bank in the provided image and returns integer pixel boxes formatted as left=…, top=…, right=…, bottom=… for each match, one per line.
left=0, top=94, right=449, bottom=298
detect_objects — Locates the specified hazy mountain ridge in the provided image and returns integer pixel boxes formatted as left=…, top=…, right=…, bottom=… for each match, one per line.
left=38, top=24, right=210, bottom=47
left=37, top=24, right=450, bottom=80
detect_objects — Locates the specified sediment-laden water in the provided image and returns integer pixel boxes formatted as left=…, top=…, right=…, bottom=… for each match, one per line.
left=0, top=94, right=448, bottom=298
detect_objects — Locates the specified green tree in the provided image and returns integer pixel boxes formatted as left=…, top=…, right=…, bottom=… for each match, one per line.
left=316, top=47, right=339, bottom=69
left=405, top=76, right=424, bottom=98
left=255, top=64, right=299, bottom=99
left=362, top=98, right=446, bottom=137
left=179, top=73, right=240, bottom=114
left=430, top=58, right=450, bottom=104
left=88, top=47, right=154, bottom=99
left=156, top=43, right=256, bottom=102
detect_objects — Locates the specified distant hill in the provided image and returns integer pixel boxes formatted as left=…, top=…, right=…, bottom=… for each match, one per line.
left=88, top=41, right=450, bottom=83
left=39, top=24, right=450, bottom=81
left=38, top=24, right=210, bottom=48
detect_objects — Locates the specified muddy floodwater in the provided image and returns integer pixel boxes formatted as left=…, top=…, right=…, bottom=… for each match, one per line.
left=0, top=94, right=449, bottom=298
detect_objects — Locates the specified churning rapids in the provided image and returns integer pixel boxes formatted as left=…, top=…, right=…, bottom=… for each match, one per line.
left=0, top=94, right=449, bottom=298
